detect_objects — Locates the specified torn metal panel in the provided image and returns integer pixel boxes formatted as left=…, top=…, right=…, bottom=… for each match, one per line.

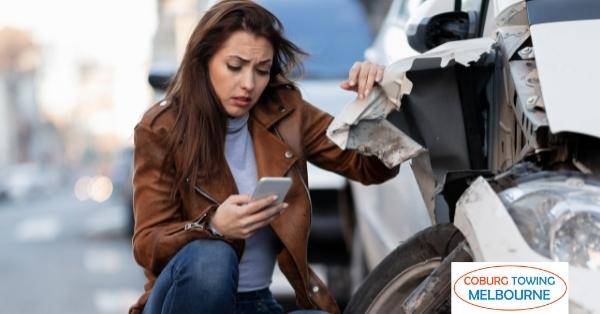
left=327, top=37, right=496, bottom=222
left=326, top=37, right=495, bottom=168
left=421, top=38, right=496, bottom=67
left=345, top=120, right=426, bottom=169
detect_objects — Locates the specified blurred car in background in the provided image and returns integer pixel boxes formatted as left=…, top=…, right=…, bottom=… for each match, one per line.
left=0, top=162, right=63, bottom=202
left=110, top=147, right=134, bottom=234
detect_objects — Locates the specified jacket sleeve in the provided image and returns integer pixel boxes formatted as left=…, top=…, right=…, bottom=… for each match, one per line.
left=301, top=99, right=400, bottom=185
left=132, top=123, right=217, bottom=275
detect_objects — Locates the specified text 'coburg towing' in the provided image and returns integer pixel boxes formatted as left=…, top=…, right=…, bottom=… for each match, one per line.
left=451, top=262, right=569, bottom=313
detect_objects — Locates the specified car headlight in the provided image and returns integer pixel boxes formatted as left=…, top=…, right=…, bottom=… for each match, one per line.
left=498, top=175, right=600, bottom=270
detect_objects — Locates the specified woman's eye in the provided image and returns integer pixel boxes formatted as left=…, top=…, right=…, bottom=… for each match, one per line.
left=256, top=69, right=270, bottom=76
left=227, top=64, right=241, bottom=72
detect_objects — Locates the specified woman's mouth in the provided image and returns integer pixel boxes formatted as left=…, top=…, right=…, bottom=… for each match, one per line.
left=231, top=96, right=252, bottom=107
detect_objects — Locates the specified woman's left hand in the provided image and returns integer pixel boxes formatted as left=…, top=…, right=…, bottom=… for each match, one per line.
left=340, top=61, right=385, bottom=99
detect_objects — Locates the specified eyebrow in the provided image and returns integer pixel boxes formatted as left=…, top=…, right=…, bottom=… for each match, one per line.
left=227, top=55, right=272, bottom=65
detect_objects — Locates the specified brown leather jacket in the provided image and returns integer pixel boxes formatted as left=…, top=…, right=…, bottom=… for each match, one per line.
left=129, top=82, right=399, bottom=314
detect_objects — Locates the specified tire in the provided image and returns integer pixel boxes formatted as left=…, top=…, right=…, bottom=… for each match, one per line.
left=344, top=224, right=467, bottom=314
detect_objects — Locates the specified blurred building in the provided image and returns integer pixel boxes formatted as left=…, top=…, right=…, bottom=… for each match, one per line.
left=0, top=27, right=61, bottom=166
left=0, top=0, right=157, bottom=201
left=151, top=0, right=210, bottom=74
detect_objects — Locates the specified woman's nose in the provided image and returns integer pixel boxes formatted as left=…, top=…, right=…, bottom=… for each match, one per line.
left=240, top=72, right=255, bottom=91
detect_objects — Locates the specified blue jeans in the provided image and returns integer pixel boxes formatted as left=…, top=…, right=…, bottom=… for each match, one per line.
left=142, top=239, right=329, bottom=314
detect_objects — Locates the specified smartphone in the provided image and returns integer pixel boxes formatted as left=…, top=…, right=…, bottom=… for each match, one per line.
left=251, top=177, right=293, bottom=204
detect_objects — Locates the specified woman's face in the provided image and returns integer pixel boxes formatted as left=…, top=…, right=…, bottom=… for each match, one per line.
left=208, top=31, right=274, bottom=118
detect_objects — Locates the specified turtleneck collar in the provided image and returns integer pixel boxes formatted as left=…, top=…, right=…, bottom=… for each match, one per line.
left=227, top=113, right=250, bottom=134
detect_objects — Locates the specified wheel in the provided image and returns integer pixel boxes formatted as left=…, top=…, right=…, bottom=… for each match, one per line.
left=344, top=224, right=467, bottom=314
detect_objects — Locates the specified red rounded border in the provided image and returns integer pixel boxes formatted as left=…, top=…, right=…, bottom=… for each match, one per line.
left=453, top=265, right=568, bottom=311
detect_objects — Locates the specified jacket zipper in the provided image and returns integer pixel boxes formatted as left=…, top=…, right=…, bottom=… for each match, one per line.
left=184, top=177, right=220, bottom=204
left=193, top=185, right=219, bottom=204
left=184, top=178, right=220, bottom=231
left=184, top=211, right=208, bottom=231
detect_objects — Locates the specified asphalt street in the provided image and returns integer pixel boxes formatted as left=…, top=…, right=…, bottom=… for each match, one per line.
left=0, top=187, right=300, bottom=314
left=0, top=188, right=144, bottom=314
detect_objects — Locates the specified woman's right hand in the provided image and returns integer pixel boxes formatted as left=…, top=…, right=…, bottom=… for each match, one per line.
left=209, top=194, right=288, bottom=239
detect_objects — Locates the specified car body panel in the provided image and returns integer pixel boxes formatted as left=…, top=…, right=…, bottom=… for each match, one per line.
left=530, top=19, right=600, bottom=138
left=351, top=162, right=431, bottom=268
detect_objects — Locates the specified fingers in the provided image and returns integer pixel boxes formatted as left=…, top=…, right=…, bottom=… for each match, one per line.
left=363, top=64, right=379, bottom=98
left=244, top=194, right=278, bottom=215
left=214, top=194, right=287, bottom=239
left=344, top=62, right=385, bottom=99
left=239, top=202, right=288, bottom=238
left=343, top=62, right=361, bottom=91
left=339, top=80, right=355, bottom=91
left=224, top=194, right=251, bottom=205
left=357, top=62, right=371, bottom=98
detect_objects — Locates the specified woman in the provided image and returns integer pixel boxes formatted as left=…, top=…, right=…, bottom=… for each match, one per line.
left=130, top=1, right=399, bottom=313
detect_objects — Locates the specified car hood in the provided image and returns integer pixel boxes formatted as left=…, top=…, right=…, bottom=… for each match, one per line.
left=530, top=19, right=600, bottom=138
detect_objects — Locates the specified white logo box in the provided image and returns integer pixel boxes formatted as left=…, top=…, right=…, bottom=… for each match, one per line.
left=451, top=262, right=568, bottom=313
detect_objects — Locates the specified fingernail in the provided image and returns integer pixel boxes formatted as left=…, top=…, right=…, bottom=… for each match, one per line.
left=282, top=203, right=288, bottom=208
left=272, top=195, right=278, bottom=201
left=365, top=88, right=370, bottom=96
left=350, top=80, right=355, bottom=86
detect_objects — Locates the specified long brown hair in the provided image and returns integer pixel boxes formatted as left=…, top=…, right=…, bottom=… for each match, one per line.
left=162, top=0, right=306, bottom=196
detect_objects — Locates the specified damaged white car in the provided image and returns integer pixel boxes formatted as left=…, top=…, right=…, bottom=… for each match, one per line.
left=330, top=0, right=600, bottom=312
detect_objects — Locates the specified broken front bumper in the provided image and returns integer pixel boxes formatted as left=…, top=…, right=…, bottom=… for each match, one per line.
left=454, top=176, right=600, bottom=313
